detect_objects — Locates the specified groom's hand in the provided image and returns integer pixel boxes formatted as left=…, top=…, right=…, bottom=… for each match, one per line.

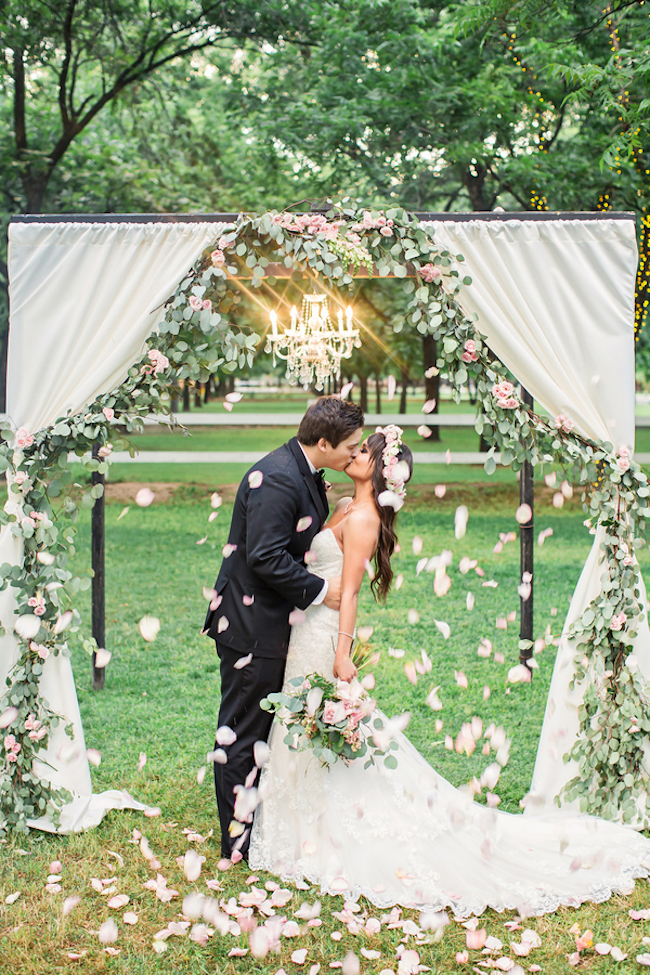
left=323, top=576, right=342, bottom=610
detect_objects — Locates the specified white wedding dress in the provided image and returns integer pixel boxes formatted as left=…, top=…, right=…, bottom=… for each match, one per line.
left=249, top=530, right=650, bottom=917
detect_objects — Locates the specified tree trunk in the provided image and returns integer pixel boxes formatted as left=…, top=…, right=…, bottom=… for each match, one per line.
left=422, top=336, right=440, bottom=440
left=374, top=370, right=381, bottom=414
left=203, top=377, right=211, bottom=404
left=399, top=367, right=409, bottom=414
left=359, top=375, right=368, bottom=413
left=182, top=382, right=191, bottom=412
left=194, top=384, right=202, bottom=409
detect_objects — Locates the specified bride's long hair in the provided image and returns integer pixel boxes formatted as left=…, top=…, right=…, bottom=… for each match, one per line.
left=367, top=432, right=414, bottom=601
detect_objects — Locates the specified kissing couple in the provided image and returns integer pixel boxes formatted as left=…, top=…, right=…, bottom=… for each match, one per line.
left=204, top=396, right=650, bottom=919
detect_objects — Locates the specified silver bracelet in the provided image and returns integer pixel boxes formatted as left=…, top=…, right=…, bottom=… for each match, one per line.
left=338, top=630, right=355, bottom=640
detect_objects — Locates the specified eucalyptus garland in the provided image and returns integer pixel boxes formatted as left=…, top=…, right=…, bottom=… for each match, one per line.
left=0, top=201, right=646, bottom=832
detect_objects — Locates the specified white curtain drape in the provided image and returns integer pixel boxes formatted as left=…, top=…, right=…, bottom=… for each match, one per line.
left=423, top=217, right=646, bottom=821
left=3, top=219, right=231, bottom=831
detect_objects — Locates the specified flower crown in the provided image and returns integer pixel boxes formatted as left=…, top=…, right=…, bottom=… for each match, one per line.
left=376, top=424, right=407, bottom=500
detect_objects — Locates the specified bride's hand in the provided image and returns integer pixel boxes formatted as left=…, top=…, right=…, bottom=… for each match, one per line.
left=333, top=654, right=357, bottom=682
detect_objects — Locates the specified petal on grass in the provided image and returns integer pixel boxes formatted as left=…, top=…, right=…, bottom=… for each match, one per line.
left=138, top=615, right=160, bottom=642
left=434, top=619, right=451, bottom=639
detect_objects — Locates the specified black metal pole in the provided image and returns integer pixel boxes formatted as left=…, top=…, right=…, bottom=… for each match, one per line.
left=91, top=443, right=106, bottom=690
left=519, top=386, right=534, bottom=667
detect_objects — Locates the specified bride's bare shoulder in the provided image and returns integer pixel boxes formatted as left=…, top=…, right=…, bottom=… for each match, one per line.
left=333, top=497, right=353, bottom=513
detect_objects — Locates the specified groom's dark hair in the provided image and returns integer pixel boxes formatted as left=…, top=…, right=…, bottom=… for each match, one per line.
left=297, top=396, right=364, bottom=447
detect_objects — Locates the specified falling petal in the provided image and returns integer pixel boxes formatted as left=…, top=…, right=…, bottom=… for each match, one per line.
left=515, top=503, right=532, bottom=524
left=426, top=687, right=443, bottom=711
left=494, top=652, right=505, bottom=664
left=342, top=952, right=360, bottom=975
left=395, top=573, right=404, bottom=590
left=422, top=399, right=436, bottom=414
left=508, top=664, right=532, bottom=684
left=445, top=449, right=451, bottom=465
left=552, top=492, right=564, bottom=508
left=416, top=558, right=428, bottom=576
left=433, top=572, right=451, bottom=597
left=339, top=382, right=354, bottom=400
left=222, top=543, right=237, bottom=558
left=197, top=766, right=207, bottom=785
left=234, top=653, right=253, bottom=670
left=404, top=662, right=418, bottom=685
left=242, top=594, right=255, bottom=607
left=135, top=488, right=155, bottom=507
left=210, top=492, right=222, bottom=508
left=138, top=752, right=147, bottom=772
left=466, top=593, right=475, bottom=611
left=223, top=401, right=233, bottom=412
left=94, top=648, right=111, bottom=669
left=434, top=619, right=451, bottom=639
left=495, top=617, right=507, bottom=629
left=544, top=472, right=557, bottom=488
left=86, top=748, right=101, bottom=766
left=297, top=516, right=313, bottom=532
left=217, top=616, right=229, bottom=633
left=454, top=505, right=469, bottom=539
left=357, top=625, right=374, bottom=642
left=289, top=609, right=306, bottom=626
left=225, top=392, right=243, bottom=404
left=454, top=670, right=468, bottom=689
left=254, top=741, right=270, bottom=767
left=0, top=706, right=18, bottom=729
left=116, top=507, right=130, bottom=522
left=16, top=614, right=41, bottom=639
left=208, top=512, right=219, bottom=522
left=417, top=425, right=432, bottom=438
left=561, top=480, right=573, bottom=499
left=378, top=490, right=403, bottom=511
left=434, top=484, right=446, bottom=499
left=387, top=375, right=397, bottom=400
left=196, top=535, right=208, bottom=545
left=248, top=470, right=264, bottom=489
left=216, top=726, right=237, bottom=746
left=139, top=615, right=160, bottom=642
left=36, top=551, right=55, bottom=565
left=184, top=849, right=204, bottom=882
left=63, top=895, right=81, bottom=916
left=407, top=609, right=420, bottom=625
left=98, top=919, right=118, bottom=944
left=250, top=927, right=271, bottom=958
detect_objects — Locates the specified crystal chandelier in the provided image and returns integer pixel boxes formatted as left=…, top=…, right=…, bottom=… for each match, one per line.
left=265, top=291, right=361, bottom=390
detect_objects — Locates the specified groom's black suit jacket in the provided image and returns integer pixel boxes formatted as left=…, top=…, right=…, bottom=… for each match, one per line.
left=204, top=438, right=329, bottom=658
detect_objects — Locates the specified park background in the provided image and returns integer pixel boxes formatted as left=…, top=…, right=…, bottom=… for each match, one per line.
left=2, top=2, right=650, bottom=973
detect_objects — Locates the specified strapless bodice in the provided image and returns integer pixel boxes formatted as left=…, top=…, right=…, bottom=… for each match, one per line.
left=306, top=528, right=344, bottom=581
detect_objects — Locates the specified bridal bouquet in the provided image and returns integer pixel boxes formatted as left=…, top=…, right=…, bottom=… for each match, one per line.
left=260, top=646, right=399, bottom=769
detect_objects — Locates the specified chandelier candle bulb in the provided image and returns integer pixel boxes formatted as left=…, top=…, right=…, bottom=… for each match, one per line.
left=270, top=310, right=278, bottom=336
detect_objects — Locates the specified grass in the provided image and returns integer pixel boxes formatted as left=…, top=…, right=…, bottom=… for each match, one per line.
left=2, top=486, right=650, bottom=973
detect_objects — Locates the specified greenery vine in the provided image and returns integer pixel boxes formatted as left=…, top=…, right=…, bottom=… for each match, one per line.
left=0, top=200, right=646, bottom=831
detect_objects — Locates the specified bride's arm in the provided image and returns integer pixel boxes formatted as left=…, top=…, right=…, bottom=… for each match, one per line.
left=333, top=510, right=379, bottom=682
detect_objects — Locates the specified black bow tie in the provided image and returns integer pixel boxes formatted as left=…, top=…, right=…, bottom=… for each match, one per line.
left=313, top=468, right=325, bottom=483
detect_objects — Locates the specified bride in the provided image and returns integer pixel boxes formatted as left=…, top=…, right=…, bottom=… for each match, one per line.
left=248, top=425, right=650, bottom=918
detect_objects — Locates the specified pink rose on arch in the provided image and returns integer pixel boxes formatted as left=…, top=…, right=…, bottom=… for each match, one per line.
left=29, top=727, right=47, bottom=742
left=555, top=414, right=574, bottom=434
left=148, top=350, right=169, bottom=374
left=189, top=295, right=203, bottom=312
left=98, top=444, right=113, bottom=459
left=346, top=231, right=361, bottom=245
left=4, top=734, right=16, bottom=750
left=202, top=299, right=212, bottom=310
left=379, top=225, right=393, bottom=236
left=377, top=216, right=387, bottom=226
left=610, top=612, right=628, bottom=631
left=418, top=264, right=442, bottom=284
left=13, top=471, right=28, bottom=486
left=617, top=446, right=631, bottom=472
left=7, top=751, right=18, bottom=763
left=102, top=407, right=115, bottom=421
left=25, top=715, right=41, bottom=731
left=15, top=427, right=34, bottom=449
left=21, top=517, right=36, bottom=531
left=362, top=211, right=375, bottom=229
left=492, top=381, right=514, bottom=400
left=499, top=397, right=519, bottom=410
left=211, top=249, right=225, bottom=266
left=461, top=351, right=473, bottom=363
left=218, top=236, right=231, bottom=249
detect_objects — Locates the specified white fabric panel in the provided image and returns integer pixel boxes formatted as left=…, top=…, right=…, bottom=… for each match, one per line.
left=3, top=219, right=229, bottom=830
left=422, top=218, right=636, bottom=447
left=423, top=217, right=645, bottom=821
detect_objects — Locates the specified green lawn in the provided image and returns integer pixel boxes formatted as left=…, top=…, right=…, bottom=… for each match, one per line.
left=2, top=489, right=650, bottom=974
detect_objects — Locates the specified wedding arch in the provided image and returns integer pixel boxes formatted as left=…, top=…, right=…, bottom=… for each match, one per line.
left=1, top=204, right=647, bottom=836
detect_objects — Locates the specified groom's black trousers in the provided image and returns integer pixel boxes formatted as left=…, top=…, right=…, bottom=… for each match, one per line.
left=214, top=644, right=286, bottom=858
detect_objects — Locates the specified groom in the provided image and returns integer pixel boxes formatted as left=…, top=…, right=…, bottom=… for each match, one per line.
left=204, top=395, right=364, bottom=859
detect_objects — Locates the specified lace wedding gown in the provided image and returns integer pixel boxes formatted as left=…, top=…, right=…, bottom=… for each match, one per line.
left=248, top=530, right=650, bottom=917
